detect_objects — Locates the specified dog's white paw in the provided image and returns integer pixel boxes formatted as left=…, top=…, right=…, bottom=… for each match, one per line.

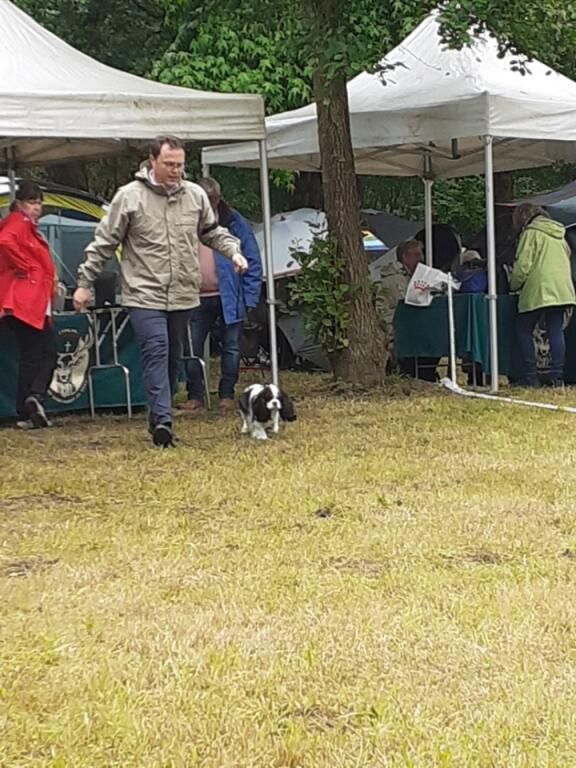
left=250, top=425, right=268, bottom=440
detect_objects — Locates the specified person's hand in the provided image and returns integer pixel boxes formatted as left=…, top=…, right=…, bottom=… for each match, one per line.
left=73, top=287, right=92, bottom=312
left=232, top=253, right=248, bottom=274
left=53, top=277, right=60, bottom=299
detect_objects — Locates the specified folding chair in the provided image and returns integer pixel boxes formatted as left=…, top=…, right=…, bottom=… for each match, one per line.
left=180, top=323, right=211, bottom=409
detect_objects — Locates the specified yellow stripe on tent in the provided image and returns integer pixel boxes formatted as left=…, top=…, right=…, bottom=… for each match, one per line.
left=0, top=193, right=105, bottom=220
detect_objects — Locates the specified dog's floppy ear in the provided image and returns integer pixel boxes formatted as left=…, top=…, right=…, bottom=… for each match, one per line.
left=238, top=388, right=251, bottom=415
left=279, top=390, right=297, bottom=422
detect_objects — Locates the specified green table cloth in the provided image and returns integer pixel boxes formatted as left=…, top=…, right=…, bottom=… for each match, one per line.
left=394, top=294, right=576, bottom=382
left=0, top=310, right=146, bottom=421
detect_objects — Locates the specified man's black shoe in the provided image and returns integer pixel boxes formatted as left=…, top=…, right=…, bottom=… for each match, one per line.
left=25, top=396, right=50, bottom=428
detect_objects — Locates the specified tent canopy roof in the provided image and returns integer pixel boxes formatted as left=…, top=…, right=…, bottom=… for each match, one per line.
left=202, top=13, right=576, bottom=178
left=0, top=0, right=265, bottom=166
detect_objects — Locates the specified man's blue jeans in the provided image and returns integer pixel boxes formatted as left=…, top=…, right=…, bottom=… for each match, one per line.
left=186, top=295, right=243, bottom=402
left=128, top=308, right=192, bottom=427
left=516, top=306, right=566, bottom=385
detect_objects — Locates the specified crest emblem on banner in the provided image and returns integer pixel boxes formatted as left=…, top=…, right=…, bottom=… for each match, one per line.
left=49, top=326, right=94, bottom=403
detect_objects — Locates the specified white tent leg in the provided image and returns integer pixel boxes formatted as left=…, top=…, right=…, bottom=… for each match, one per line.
left=258, top=139, right=279, bottom=387
left=7, top=147, right=16, bottom=203
left=199, top=162, right=211, bottom=398
left=484, top=135, right=499, bottom=392
left=423, top=178, right=434, bottom=267
left=447, top=273, right=457, bottom=386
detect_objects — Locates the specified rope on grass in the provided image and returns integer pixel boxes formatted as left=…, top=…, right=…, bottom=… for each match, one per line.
left=441, top=377, right=576, bottom=415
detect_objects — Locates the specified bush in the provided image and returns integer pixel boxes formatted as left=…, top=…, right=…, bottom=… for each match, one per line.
left=288, top=229, right=353, bottom=354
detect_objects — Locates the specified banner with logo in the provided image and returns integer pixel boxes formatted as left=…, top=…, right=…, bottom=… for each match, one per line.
left=0, top=312, right=146, bottom=420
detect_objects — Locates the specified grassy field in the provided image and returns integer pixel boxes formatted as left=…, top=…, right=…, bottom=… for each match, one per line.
left=2, top=373, right=576, bottom=767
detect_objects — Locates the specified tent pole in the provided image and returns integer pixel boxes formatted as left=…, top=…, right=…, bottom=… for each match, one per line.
left=6, top=147, right=16, bottom=203
left=484, top=135, right=499, bottom=392
left=447, top=273, right=457, bottom=386
left=258, top=139, right=279, bottom=386
left=199, top=161, right=212, bottom=393
left=423, top=151, right=433, bottom=267
left=424, top=179, right=434, bottom=267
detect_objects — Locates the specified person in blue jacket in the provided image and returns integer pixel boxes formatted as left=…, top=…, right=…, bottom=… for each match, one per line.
left=183, top=177, right=263, bottom=413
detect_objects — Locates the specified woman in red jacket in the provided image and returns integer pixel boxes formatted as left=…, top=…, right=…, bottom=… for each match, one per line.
left=0, top=180, right=57, bottom=428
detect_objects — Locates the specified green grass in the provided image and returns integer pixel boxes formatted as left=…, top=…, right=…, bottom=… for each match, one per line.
left=2, top=373, right=576, bottom=767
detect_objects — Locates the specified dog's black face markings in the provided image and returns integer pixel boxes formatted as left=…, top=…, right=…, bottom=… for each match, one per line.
left=252, top=388, right=275, bottom=424
left=279, top=391, right=297, bottom=422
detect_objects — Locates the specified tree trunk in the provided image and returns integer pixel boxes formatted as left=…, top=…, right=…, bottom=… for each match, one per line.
left=313, top=68, right=385, bottom=385
left=494, top=171, right=513, bottom=203
left=291, top=171, right=324, bottom=210
left=46, top=161, right=88, bottom=190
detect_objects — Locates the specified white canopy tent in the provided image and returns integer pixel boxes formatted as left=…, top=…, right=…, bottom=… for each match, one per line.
left=203, top=13, right=576, bottom=390
left=0, top=0, right=280, bottom=385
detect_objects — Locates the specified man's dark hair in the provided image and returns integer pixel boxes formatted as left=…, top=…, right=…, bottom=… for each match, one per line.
left=15, top=179, right=43, bottom=201
left=149, top=135, right=184, bottom=158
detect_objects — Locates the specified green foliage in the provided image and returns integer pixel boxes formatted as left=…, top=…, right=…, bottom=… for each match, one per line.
left=152, top=6, right=313, bottom=114
left=438, top=0, right=576, bottom=77
left=433, top=178, right=487, bottom=241
left=13, top=0, right=175, bottom=75
left=288, top=230, right=352, bottom=354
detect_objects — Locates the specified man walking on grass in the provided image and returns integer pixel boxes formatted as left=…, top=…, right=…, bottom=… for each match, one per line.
left=73, top=135, right=247, bottom=448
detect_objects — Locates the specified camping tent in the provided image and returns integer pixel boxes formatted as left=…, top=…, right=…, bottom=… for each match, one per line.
left=0, top=176, right=106, bottom=220
left=252, top=208, right=388, bottom=278
left=0, top=0, right=285, bottom=384
left=362, top=210, right=423, bottom=251
left=499, top=180, right=576, bottom=227
left=202, top=12, right=576, bottom=390
left=252, top=208, right=326, bottom=278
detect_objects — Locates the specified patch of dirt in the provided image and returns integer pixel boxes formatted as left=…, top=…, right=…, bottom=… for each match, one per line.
left=287, top=704, right=339, bottom=732
left=439, top=549, right=505, bottom=567
left=3, top=556, right=60, bottom=577
left=327, top=556, right=388, bottom=579
left=1, top=492, right=84, bottom=512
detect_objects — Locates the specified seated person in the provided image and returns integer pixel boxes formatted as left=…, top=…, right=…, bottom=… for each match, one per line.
left=374, top=239, right=439, bottom=381
left=454, top=250, right=488, bottom=293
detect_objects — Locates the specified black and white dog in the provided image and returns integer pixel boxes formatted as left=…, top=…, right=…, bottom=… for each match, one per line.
left=238, top=384, right=297, bottom=440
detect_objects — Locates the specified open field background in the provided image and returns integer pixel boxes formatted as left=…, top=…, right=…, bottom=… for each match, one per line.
left=2, top=374, right=576, bottom=767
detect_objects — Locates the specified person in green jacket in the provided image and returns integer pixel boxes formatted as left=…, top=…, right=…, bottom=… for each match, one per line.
left=510, top=203, right=576, bottom=387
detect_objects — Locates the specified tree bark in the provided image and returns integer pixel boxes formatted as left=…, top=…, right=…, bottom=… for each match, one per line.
left=46, top=161, right=88, bottom=190
left=313, top=67, right=385, bottom=385
left=291, top=171, right=324, bottom=210
left=494, top=171, right=514, bottom=203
